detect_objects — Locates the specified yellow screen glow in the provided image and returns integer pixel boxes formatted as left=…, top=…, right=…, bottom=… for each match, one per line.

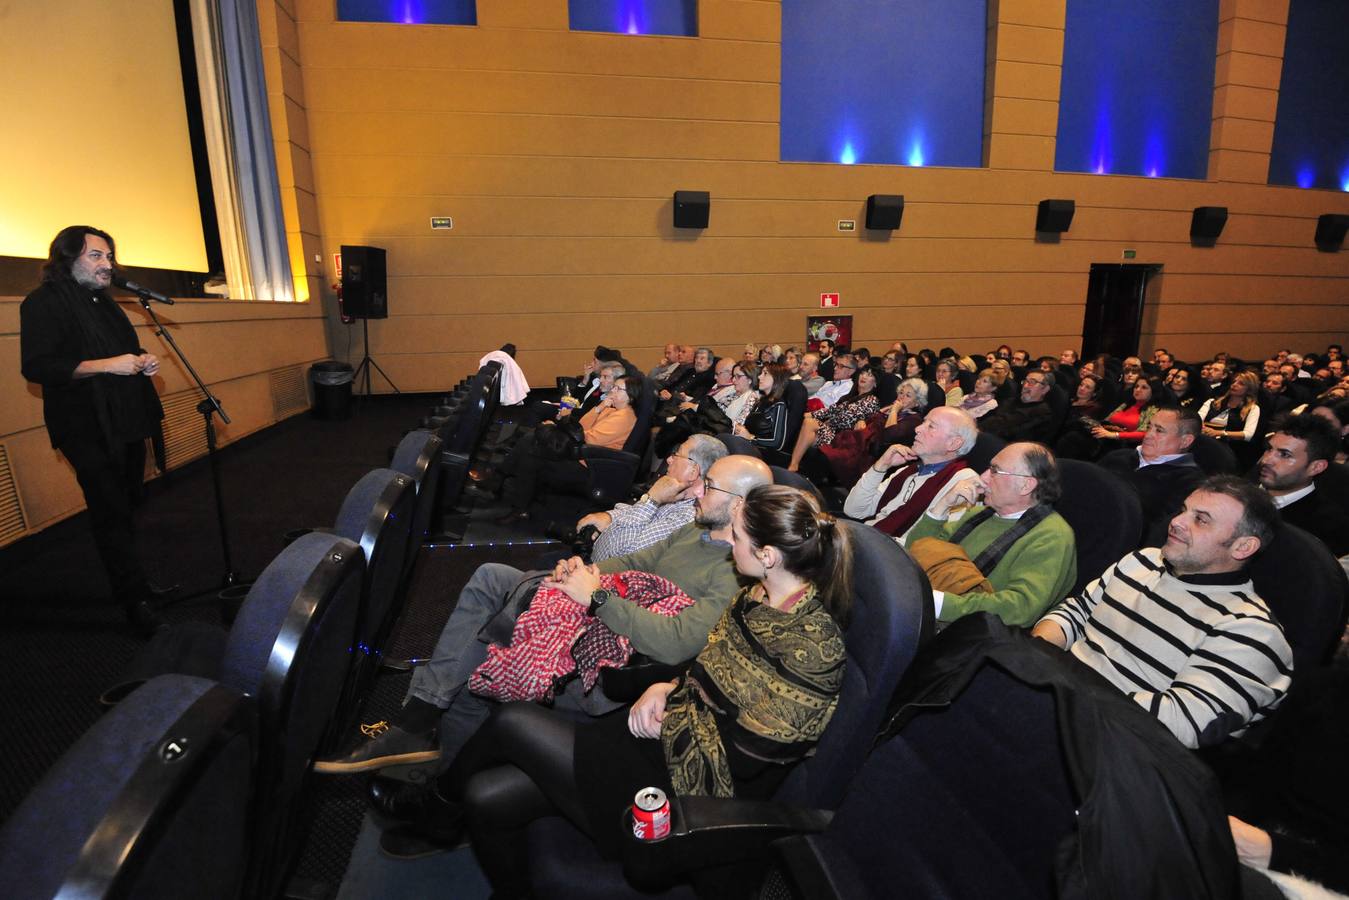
left=0, top=1, right=209, bottom=271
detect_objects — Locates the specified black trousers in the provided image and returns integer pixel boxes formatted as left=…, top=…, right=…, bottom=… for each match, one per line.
left=502, top=436, right=591, bottom=512
left=60, top=436, right=151, bottom=606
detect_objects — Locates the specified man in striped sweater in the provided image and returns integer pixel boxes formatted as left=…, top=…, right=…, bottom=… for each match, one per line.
left=1032, top=475, right=1293, bottom=749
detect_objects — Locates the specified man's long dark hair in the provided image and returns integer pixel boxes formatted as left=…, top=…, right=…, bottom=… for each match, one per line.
left=42, top=225, right=116, bottom=284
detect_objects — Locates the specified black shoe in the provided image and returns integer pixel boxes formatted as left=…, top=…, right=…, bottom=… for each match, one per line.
left=378, top=802, right=469, bottom=860
left=124, top=600, right=169, bottom=637
left=368, top=775, right=435, bottom=820
left=312, top=722, right=441, bottom=774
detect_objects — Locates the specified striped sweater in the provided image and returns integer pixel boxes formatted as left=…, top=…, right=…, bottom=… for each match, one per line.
left=1038, top=548, right=1293, bottom=749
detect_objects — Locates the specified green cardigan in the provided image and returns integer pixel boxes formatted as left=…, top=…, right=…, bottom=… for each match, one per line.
left=905, top=507, right=1077, bottom=626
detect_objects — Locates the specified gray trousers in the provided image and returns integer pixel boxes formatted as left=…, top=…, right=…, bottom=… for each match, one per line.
left=406, top=562, right=621, bottom=771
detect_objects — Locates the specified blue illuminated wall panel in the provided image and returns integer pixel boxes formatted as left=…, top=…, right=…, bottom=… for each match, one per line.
left=1269, top=0, right=1349, bottom=191
left=569, top=0, right=697, bottom=36
left=781, top=0, right=986, bottom=167
left=337, top=0, right=476, bottom=25
left=1055, top=0, right=1217, bottom=179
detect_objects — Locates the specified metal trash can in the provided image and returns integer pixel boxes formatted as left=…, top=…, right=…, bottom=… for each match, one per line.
left=311, top=361, right=354, bottom=420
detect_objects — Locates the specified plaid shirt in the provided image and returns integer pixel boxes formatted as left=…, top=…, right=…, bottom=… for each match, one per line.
left=592, top=497, right=696, bottom=562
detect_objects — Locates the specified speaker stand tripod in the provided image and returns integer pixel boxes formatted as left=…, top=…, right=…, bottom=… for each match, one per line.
left=353, top=315, right=399, bottom=396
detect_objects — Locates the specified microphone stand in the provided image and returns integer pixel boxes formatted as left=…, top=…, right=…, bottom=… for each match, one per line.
left=129, top=288, right=243, bottom=600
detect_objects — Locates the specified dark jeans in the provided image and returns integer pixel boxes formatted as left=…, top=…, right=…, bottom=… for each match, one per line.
left=61, top=436, right=150, bottom=605
left=502, top=436, right=591, bottom=512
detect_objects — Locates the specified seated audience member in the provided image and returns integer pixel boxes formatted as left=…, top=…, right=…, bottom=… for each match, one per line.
left=658, top=346, right=715, bottom=406
left=1199, top=372, right=1263, bottom=463
left=988, top=357, right=1015, bottom=400
left=1307, top=400, right=1349, bottom=463
left=879, top=351, right=900, bottom=375
left=796, top=352, right=825, bottom=396
left=1166, top=365, right=1205, bottom=410
left=733, top=363, right=794, bottom=455
left=315, top=455, right=774, bottom=781
left=960, top=368, right=1000, bottom=419
left=651, top=359, right=738, bottom=459
left=843, top=407, right=982, bottom=543
left=1152, top=348, right=1174, bottom=375
left=1257, top=413, right=1349, bottom=557
left=1069, top=372, right=1109, bottom=421
left=1009, top=348, right=1032, bottom=379
left=495, top=376, right=639, bottom=524
left=904, top=442, right=1076, bottom=627
left=878, top=376, right=931, bottom=448
left=1259, top=371, right=1294, bottom=422
left=1120, top=356, right=1144, bottom=390
left=723, top=362, right=759, bottom=426
left=788, top=365, right=879, bottom=472
left=579, top=435, right=728, bottom=562
left=1060, top=376, right=1172, bottom=460
left=1205, top=359, right=1232, bottom=396
left=1059, top=348, right=1079, bottom=370
left=1033, top=477, right=1292, bottom=749
left=935, top=358, right=964, bottom=407
left=815, top=338, right=836, bottom=380
left=782, top=347, right=801, bottom=376
left=1099, top=406, right=1205, bottom=547
left=979, top=369, right=1057, bottom=444
left=647, top=342, right=681, bottom=383
left=429, top=485, right=851, bottom=892
left=570, top=348, right=624, bottom=412
left=812, top=352, right=857, bottom=409
left=902, top=354, right=925, bottom=381
left=758, top=344, right=781, bottom=366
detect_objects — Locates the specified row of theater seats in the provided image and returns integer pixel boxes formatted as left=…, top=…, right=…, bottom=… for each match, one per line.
left=0, top=402, right=468, bottom=898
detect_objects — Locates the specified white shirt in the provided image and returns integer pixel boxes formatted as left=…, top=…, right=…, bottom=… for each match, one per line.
left=815, top=379, right=853, bottom=408
left=1266, top=482, right=1315, bottom=509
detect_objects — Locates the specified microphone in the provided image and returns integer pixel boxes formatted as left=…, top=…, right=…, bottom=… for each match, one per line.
left=113, top=276, right=175, bottom=305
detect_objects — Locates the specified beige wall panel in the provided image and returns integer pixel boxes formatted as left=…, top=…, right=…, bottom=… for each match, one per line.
left=1209, top=149, right=1272, bottom=184
left=1161, top=273, right=1349, bottom=305
left=1213, top=84, right=1279, bottom=121
left=699, top=0, right=780, bottom=43
left=1, top=334, right=41, bottom=435
left=296, top=25, right=779, bottom=82
left=305, top=110, right=778, bottom=160
left=986, top=133, right=1057, bottom=170
left=1152, top=303, right=1349, bottom=335
left=477, top=0, right=568, bottom=29
left=366, top=270, right=1094, bottom=318
left=275, top=3, right=301, bottom=60
left=1143, top=332, right=1315, bottom=362
left=1214, top=51, right=1284, bottom=89
left=279, top=52, right=305, bottom=102
left=1218, top=0, right=1288, bottom=26
left=988, top=97, right=1059, bottom=136
left=1224, top=16, right=1287, bottom=57
left=8, top=427, right=83, bottom=534
left=994, top=24, right=1065, bottom=65
left=991, top=61, right=1062, bottom=101
left=995, top=0, right=1067, bottom=30
left=303, top=69, right=778, bottom=121
left=1210, top=116, right=1275, bottom=153
left=283, top=96, right=311, bottom=149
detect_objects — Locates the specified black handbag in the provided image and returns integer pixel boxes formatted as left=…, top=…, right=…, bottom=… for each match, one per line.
left=535, top=418, right=585, bottom=460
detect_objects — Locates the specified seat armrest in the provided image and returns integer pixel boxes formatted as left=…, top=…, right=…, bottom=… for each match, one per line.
left=621, top=795, right=832, bottom=886
left=581, top=447, right=641, bottom=507
left=599, top=655, right=686, bottom=702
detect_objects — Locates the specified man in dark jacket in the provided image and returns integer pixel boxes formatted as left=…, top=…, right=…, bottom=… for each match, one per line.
left=978, top=371, right=1056, bottom=444
left=19, top=226, right=166, bottom=635
left=1257, top=412, right=1349, bottom=557
left=1099, top=406, right=1206, bottom=546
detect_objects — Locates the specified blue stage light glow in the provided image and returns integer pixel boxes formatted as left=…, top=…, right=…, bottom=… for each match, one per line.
left=337, top=0, right=476, bottom=25
left=1092, top=104, right=1112, bottom=175
left=839, top=141, right=858, bottom=165
left=1297, top=166, right=1316, bottom=189
left=1269, top=2, right=1349, bottom=189
left=907, top=133, right=926, bottom=167
left=568, top=0, right=695, bottom=36
left=1144, top=130, right=1165, bottom=178
left=1340, top=166, right=1349, bottom=192
left=400, top=0, right=419, bottom=24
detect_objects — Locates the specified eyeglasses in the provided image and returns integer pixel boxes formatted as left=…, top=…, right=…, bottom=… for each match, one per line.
left=835, top=364, right=856, bottom=371
left=1023, top=378, right=1048, bottom=388
left=701, top=477, right=742, bottom=498
left=988, top=464, right=1035, bottom=478
left=668, top=452, right=694, bottom=463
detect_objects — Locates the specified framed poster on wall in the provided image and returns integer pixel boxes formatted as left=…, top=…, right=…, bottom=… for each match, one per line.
left=806, top=315, right=852, bottom=352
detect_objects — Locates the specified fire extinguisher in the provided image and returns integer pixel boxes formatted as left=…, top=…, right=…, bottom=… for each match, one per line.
left=334, top=282, right=353, bottom=324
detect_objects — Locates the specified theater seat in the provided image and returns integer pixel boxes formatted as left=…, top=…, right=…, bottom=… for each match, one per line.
left=525, top=521, right=933, bottom=897
left=1191, top=433, right=1238, bottom=474
left=221, top=530, right=365, bottom=897
left=0, top=675, right=256, bottom=900
left=1248, top=522, right=1349, bottom=673
left=1053, top=459, right=1143, bottom=595
left=966, top=430, right=1005, bottom=472
left=389, top=428, right=444, bottom=578
left=768, top=617, right=1237, bottom=900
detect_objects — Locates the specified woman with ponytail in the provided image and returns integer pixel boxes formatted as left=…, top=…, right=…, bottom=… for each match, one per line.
left=424, top=486, right=851, bottom=897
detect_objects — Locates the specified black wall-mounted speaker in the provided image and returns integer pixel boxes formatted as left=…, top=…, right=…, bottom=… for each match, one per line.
left=1315, top=214, right=1349, bottom=252
left=1035, top=199, right=1075, bottom=233
left=1191, top=206, right=1228, bottom=241
left=673, top=191, right=710, bottom=229
left=340, top=245, right=388, bottom=319
left=865, top=194, right=904, bottom=230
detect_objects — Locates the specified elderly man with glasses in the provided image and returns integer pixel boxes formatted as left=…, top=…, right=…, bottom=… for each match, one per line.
left=577, top=434, right=728, bottom=562
left=903, top=441, right=1076, bottom=628
left=978, top=371, right=1058, bottom=444
left=813, top=352, right=859, bottom=409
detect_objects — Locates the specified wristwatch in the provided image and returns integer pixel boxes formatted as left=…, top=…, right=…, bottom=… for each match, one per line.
left=637, top=493, right=652, bottom=506
left=588, top=587, right=616, bottom=616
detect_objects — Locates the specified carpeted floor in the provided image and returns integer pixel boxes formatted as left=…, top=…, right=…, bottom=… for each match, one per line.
left=0, top=391, right=550, bottom=894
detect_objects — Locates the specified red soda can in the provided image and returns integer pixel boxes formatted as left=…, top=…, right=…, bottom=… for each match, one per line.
left=631, top=787, right=671, bottom=841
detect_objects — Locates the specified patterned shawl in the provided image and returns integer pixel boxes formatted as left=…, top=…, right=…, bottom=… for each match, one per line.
left=662, top=584, right=846, bottom=798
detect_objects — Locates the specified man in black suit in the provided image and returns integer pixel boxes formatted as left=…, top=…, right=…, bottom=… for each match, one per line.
left=1257, top=413, right=1349, bottom=557
left=19, top=226, right=167, bottom=635
left=1099, top=406, right=1205, bottom=547
left=978, top=371, right=1057, bottom=444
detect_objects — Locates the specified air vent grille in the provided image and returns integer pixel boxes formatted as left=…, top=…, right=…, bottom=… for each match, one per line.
left=270, top=365, right=308, bottom=418
left=0, top=443, right=29, bottom=547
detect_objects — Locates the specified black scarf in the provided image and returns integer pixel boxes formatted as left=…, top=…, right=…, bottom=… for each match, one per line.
left=948, top=503, right=1054, bottom=574
left=52, top=279, right=162, bottom=446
